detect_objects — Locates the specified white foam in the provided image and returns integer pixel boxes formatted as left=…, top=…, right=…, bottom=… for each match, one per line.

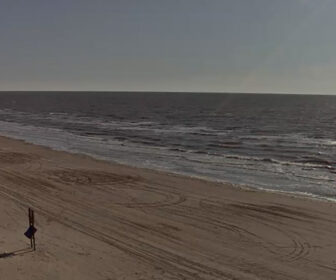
left=0, top=119, right=335, bottom=201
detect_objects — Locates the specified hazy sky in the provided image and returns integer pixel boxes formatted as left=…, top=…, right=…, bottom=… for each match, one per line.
left=0, top=0, right=335, bottom=93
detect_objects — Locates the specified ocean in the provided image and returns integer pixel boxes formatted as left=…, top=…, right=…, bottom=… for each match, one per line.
left=0, top=92, right=335, bottom=199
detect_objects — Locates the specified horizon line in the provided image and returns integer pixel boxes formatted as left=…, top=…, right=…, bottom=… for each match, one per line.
left=0, top=90, right=336, bottom=95
left=0, top=90, right=335, bottom=96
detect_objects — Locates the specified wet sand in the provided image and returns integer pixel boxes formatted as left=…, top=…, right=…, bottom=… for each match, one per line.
left=0, top=135, right=336, bottom=279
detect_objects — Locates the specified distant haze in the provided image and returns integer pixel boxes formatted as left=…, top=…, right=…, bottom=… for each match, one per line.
left=0, top=0, right=335, bottom=94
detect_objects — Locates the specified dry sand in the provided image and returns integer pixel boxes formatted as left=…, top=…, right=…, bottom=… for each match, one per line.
left=0, top=136, right=336, bottom=279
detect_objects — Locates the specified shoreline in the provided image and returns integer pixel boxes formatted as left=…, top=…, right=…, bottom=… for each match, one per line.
left=0, top=133, right=333, bottom=205
left=1, top=135, right=336, bottom=279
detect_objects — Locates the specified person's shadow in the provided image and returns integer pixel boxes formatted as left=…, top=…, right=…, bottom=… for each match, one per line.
left=0, top=248, right=33, bottom=259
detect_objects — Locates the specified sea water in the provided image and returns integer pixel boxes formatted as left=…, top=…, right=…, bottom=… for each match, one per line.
left=0, top=92, right=335, bottom=199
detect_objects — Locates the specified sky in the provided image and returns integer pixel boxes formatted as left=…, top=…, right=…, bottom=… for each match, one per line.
left=0, top=0, right=336, bottom=93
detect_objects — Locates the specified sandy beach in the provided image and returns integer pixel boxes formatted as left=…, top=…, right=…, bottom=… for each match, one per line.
left=0, top=136, right=336, bottom=279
